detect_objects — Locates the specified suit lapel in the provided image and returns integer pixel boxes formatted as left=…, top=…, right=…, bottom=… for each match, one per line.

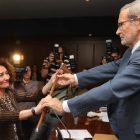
left=117, top=48, right=132, bottom=73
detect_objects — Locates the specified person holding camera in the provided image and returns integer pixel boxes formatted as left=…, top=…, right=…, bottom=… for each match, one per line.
left=14, top=65, right=40, bottom=140
left=101, top=47, right=121, bottom=65
left=41, top=45, right=72, bottom=86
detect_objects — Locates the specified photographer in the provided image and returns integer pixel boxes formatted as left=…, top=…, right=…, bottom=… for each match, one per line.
left=14, top=65, right=39, bottom=140
left=101, top=47, right=120, bottom=65
left=41, top=44, right=72, bottom=85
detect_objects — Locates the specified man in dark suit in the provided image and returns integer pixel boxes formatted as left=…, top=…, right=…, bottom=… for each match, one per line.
left=44, top=1, right=140, bottom=140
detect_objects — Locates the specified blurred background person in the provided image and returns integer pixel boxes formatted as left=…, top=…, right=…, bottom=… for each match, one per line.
left=83, top=67, right=90, bottom=72
left=14, top=65, right=39, bottom=140
left=31, top=63, right=43, bottom=81
left=41, top=44, right=72, bottom=92
left=101, top=47, right=120, bottom=65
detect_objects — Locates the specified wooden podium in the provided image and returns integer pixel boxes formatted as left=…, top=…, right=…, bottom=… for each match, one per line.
left=93, top=134, right=118, bottom=140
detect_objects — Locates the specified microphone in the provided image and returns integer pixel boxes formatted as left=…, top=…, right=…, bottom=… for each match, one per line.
left=52, top=110, right=71, bottom=140
left=56, top=127, right=63, bottom=140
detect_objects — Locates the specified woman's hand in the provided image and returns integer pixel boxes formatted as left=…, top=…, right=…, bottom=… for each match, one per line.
left=41, top=96, right=64, bottom=114
left=49, top=69, right=63, bottom=84
left=35, top=95, right=52, bottom=114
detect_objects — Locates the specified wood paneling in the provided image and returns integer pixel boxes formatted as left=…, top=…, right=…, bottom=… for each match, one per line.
left=77, top=43, right=94, bottom=72
left=0, top=37, right=127, bottom=73
left=95, top=43, right=106, bottom=66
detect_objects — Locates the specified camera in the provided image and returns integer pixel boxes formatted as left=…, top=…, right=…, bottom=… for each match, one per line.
left=53, top=44, right=60, bottom=61
left=105, top=40, right=114, bottom=63
left=69, top=55, right=76, bottom=73
left=15, top=67, right=28, bottom=82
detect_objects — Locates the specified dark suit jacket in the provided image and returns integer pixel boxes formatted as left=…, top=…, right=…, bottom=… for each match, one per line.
left=68, top=47, right=140, bottom=140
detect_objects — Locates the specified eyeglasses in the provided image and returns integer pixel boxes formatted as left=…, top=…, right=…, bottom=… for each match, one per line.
left=118, top=19, right=136, bottom=30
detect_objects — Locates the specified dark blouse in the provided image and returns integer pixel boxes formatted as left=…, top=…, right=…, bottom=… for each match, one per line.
left=0, top=88, right=45, bottom=140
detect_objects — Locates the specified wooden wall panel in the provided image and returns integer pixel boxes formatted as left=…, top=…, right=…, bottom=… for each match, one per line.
left=0, top=37, right=127, bottom=73
left=77, top=43, right=94, bottom=72
left=95, top=43, right=106, bottom=66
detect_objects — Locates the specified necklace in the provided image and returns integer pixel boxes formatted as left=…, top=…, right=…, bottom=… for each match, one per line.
left=0, top=94, right=6, bottom=100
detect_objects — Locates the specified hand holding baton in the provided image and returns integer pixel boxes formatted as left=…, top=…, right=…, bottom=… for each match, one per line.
left=35, top=64, right=64, bottom=132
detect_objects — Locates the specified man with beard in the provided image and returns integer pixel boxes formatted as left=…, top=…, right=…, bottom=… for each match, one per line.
left=44, top=1, right=140, bottom=140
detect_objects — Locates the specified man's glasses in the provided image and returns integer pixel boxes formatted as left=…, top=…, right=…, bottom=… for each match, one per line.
left=118, top=19, right=136, bottom=30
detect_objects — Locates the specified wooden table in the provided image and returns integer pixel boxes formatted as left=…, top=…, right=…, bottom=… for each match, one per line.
left=49, top=112, right=114, bottom=140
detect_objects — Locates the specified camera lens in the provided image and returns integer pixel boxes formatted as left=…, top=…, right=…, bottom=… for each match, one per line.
left=24, top=68, right=28, bottom=72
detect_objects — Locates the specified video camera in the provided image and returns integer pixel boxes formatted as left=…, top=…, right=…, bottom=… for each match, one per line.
left=15, top=67, right=28, bottom=82
left=105, top=40, right=114, bottom=63
left=53, top=44, right=60, bottom=61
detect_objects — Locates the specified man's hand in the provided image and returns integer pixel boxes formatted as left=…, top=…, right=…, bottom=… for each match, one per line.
left=57, top=74, right=75, bottom=85
left=102, top=57, right=107, bottom=64
left=42, top=97, right=65, bottom=114
left=49, top=53, right=54, bottom=63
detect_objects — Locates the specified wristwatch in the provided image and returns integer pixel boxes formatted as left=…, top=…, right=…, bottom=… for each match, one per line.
left=31, top=107, right=36, bottom=116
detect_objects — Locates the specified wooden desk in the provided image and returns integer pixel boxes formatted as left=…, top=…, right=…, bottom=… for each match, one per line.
left=49, top=113, right=114, bottom=140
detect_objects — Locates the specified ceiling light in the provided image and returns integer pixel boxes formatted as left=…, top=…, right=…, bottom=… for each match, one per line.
left=88, top=34, right=92, bottom=36
left=85, top=0, right=90, bottom=1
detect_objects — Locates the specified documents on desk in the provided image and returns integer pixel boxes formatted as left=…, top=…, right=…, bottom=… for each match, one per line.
left=59, top=129, right=93, bottom=139
left=87, top=106, right=109, bottom=122
left=100, top=112, right=109, bottom=122
left=100, top=106, right=109, bottom=122
left=87, top=111, right=102, bottom=117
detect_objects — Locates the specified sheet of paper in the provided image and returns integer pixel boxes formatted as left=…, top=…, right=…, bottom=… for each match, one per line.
left=60, top=129, right=93, bottom=139
left=101, top=112, right=109, bottom=122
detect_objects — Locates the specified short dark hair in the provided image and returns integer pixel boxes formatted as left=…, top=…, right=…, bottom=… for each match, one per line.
left=112, top=47, right=120, bottom=55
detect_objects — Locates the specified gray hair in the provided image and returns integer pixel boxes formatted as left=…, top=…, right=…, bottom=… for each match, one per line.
left=121, top=0, right=140, bottom=19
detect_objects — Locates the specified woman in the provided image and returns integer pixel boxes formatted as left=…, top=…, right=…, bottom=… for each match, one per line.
left=0, top=57, right=56, bottom=140
left=31, top=64, right=43, bottom=81
left=14, top=65, right=39, bottom=139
